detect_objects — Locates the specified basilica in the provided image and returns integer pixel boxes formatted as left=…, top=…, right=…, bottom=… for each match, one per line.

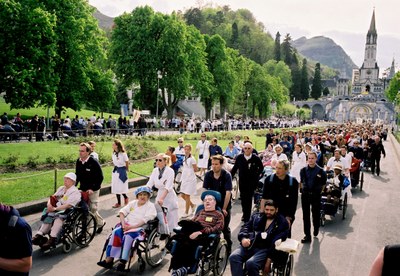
left=296, top=9, right=396, bottom=124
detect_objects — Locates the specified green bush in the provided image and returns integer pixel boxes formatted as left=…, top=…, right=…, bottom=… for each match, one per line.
left=45, top=156, right=57, bottom=166
left=125, top=140, right=158, bottom=160
left=27, top=155, right=40, bottom=168
left=59, top=154, right=76, bottom=164
left=4, top=154, right=19, bottom=164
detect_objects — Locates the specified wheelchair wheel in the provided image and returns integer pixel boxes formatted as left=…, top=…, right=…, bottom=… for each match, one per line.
left=359, top=172, right=364, bottom=191
left=62, top=240, right=72, bottom=253
left=212, top=239, right=228, bottom=276
left=136, top=257, right=146, bottom=274
left=72, top=211, right=97, bottom=247
left=145, top=228, right=168, bottom=267
left=174, top=170, right=182, bottom=195
left=342, top=194, right=348, bottom=220
left=232, top=176, right=239, bottom=200
left=272, top=254, right=293, bottom=276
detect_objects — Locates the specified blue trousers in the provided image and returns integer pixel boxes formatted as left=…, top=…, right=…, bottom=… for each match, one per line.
left=229, top=246, right=269, bottom=276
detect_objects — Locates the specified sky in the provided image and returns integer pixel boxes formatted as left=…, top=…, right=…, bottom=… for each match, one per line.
left=89, top=0, right=399, bottom=71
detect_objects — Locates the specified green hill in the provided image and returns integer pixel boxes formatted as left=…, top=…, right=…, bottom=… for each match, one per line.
left=293, top=36, right=357, bottom=78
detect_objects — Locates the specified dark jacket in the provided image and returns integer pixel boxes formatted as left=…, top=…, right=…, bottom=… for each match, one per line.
left=370, top=141, right=386, bottom=159
left=75, top=156, right=104, bottom=192
left=238, top=212, right=289, bottom=249
left=300, top=165, right=327, bottom=193
left=262, top=174, right=299, bottom=221
left=231, top=153, right=263, bottom=191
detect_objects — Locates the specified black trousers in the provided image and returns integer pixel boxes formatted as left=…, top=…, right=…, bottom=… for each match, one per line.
left=370, top=156, right=381, bottom=175
left=301, top=192, right=321, bottom=237
left=223, top=208, right=232, bottom=250
left=239, top=190, right=253, bottom=223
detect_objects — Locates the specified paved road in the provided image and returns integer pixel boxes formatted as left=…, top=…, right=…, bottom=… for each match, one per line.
left=25, top=134, right=400, bottom=276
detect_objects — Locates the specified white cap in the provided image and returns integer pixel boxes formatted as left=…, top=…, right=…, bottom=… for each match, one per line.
left=64, top=172, right=77, bottom=182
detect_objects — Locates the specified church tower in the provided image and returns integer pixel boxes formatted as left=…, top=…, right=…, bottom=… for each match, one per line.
left=352, top=9, right=383, bottom=97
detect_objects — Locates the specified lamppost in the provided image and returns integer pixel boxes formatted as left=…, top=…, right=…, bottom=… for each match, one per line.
left=246, top=91, right=250, bottom=119
left=156, top=70, right=163, bottom=120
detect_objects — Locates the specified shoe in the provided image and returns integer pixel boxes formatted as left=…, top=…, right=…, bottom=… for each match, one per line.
left=160, top=234, right=169, bottom=241
left=116, top=260, right=127, bottom=272
left=181, top=213, right=190, bottom=219
left=301, top=236, right=312, bottom=243
left=112, top=203, right=121, bottom=208
left=32, top=234, right=46, bottom=246
left=124, top=197, right=129, bottom=205
left=40, top=236, right=57, bottom=251
left=313, top=228, right=319, bottom=237
left=97, top=260, right=113, bottom=269
left=96, top=221, right=106, bottom=234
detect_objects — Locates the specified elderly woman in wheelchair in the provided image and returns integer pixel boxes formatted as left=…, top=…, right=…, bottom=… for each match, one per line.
left=168, top=190, right=228, bottom=276
left=97, top=186, right=157, bottom=272
left=32, top=172, right=82, bottom=251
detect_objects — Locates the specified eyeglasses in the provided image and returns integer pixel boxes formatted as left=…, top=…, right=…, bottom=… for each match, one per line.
left=244, top=147, right=251, bottom=150
left=178, top=141, right=183, bottom=143
left=155, top=159, right=163, bottom=162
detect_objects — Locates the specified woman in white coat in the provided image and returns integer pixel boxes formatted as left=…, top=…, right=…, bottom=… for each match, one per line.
left=290, top=143, right=307, bottom=182
left=180, top=144, right=198, bottom=218
left=111, top=139, right=129, bottom=208
left=195, top=133, right=210, bottom=176
left=146, top=153, right=179, bottom=233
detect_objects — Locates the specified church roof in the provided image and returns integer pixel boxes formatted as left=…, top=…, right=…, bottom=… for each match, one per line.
left=368, top=9, right=377, bottom=36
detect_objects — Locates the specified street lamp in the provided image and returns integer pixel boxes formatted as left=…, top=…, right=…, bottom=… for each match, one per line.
left=246, top=91, right=250, bottom=120
left=156, top=70, right=162, bottom=120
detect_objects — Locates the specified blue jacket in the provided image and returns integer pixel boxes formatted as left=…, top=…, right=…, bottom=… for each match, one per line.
left=238, top=212, right=289, bottom=249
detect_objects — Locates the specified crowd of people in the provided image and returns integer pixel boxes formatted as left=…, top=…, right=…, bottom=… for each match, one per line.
left=0, top=121, right=393, bottom=275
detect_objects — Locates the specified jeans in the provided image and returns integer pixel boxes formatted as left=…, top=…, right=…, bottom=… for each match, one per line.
left=229, top=246, right=269, bottom=276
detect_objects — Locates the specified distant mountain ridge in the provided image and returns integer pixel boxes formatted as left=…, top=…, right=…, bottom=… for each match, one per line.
left=93, top=8, right=114, bottom=30
left=293, top=36, right=357, bottom=79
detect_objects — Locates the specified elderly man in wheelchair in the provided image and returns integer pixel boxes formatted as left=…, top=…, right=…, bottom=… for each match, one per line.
left=32, top=172, right=83, bottom=251
left=97, top=186, right=157, bottom=272
left=168, top=190, right=229, bottom=276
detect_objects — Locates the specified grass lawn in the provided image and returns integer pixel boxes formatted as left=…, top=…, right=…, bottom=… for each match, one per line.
left=0, top=130, right=268, bottom=205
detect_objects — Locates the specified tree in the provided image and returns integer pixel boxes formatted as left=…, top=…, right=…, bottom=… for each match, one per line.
left=300, top=58, right=310, bottom=100
left=205, top=34, right=235, bottom=118
left=40, top=0, right=114, bottom=117
left=311, top=63, right=322, bottom=100
left=0, top=0, right=58, bottom=109
left=323, top=87, right=330, bottom=96
left=263, top=60, right=292, bottom=91
left=274, top=31, right=281, bottom=61
left=230, top=22, right=239, bottom=48
left=385, top=71, right=400, bottom=103
left=281, top=33, right=293, bottom=66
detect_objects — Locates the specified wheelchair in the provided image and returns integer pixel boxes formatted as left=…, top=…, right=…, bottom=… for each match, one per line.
left=98, top=217, right=168, bottom=273
left=320, top=174, right=349, bottom=226
left=39, top=201, right=97, bottom=253
left=168, top=190, right=229, bottom=276
left=270, top=250, right=294, bottom=276
left=349, top=156, right=364, bottom=191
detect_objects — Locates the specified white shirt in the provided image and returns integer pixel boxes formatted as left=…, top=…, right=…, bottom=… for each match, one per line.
left=119, top=200, right=157, bottom=225
left=112, top=152, right=129, bottom=167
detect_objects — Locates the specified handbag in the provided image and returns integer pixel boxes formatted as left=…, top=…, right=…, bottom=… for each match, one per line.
left=50, top=195, right=58, bottom=207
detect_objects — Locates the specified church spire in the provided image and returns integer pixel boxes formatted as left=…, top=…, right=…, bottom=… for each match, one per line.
left=368, top=9, right=377, bottom=36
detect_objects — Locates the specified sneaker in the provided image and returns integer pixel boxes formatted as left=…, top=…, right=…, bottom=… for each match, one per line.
left=112, top=203, right=121, bottom=208
left=301, top=236, right=312, bottom=243
left=96, top=221, right=106, bottom=234
left=180, top=213, right=190, bottom=219
left=124, top=197, right=129, bottom=205
left=97, top=260, right=113, bottom=269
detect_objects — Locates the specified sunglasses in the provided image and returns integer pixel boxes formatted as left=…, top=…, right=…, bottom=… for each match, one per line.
left=155, top=159, right=163, bottom=162
left=244, top=147, right=251, bottom=150
left=178, top=141, right=183, bottom=143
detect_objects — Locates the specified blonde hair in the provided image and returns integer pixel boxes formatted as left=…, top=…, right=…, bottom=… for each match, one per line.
left=156, top=153, right=172, bottom=167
